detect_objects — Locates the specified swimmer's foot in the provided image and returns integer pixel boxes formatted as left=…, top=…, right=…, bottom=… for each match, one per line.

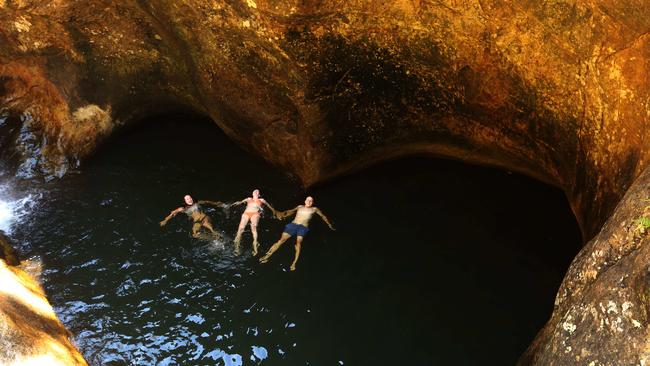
left=233, top=238, right=241, bottom=256
left=290, top=264, right=296, bottom=271
left=252, top=241, right=259, bottom=256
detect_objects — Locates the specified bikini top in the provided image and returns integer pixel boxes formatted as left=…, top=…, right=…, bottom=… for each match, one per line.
left=246, top=198, right=264, bottom=211
left=184, top=203, right=201, bottom=216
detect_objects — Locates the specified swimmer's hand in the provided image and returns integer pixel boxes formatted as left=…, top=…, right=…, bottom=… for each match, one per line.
left=159, top=220, right=167, bottom=227
left=328, top=224, right=336, bottom=231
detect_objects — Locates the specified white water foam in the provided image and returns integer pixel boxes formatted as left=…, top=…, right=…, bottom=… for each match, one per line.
left=0, top=182, right=39, bottom=235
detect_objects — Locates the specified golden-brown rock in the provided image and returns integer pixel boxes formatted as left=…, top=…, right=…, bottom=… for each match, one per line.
left=1, top=0, right=648, bottom=237
left=0, top=234, right=86, bottom=366
left=520, top=164, right=650, bottom=365
left=0, top=1, right=649, bottom=364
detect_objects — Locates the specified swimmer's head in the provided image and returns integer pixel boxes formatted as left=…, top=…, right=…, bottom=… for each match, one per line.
left=252, top=189, right=260, bottom=198
left=305, top=196, right=314, bottom=207
left=184, top=195, right=194, bottom=205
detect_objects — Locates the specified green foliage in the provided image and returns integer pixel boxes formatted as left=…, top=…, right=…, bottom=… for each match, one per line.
left=635, top=216, right=650, bottom=231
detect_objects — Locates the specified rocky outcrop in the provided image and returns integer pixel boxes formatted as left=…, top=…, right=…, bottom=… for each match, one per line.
left=0, top=1, right=649, bottom=364
left=0, top=0, right=648, bottom=237
left=519, top=164, right=650, bottom=365
left=0, top=233, right=87, bottom=366
left=0, top=231, right=19, bottom=266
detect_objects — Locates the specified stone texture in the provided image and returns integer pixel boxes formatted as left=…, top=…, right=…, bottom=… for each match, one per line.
left=0, top=234, right=87, bottom=366
left=520, top=164, right=650, bottom=365
left=0, top=1, right=649, bottom=364
left=0, top=0, right=648, bottom=237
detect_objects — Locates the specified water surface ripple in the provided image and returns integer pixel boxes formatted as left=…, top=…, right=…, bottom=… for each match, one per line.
left=9, top=115, right=581, bottom=365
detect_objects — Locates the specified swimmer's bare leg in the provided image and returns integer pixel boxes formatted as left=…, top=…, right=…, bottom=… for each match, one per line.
left=191, top=223, right=202, bottom=238
left=202, top=220, right=221, bottom=240
left=289, top=236, right=303, bottom=271
left=251, top=214, right=260, bottom=256
left=259, top=232, right=291, bottom=263
left=234, top=214, right=250, bottom=255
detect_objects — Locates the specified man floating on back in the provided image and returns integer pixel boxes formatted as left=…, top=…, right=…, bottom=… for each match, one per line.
left=260, top=196, right=335, bottom=271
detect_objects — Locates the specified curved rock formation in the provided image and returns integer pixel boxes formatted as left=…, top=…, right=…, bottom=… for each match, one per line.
left=0, top=233, right=87, bottom=366
left=0, top=0, right=648, bottom=237
left=0, top=0, right=649, bottom=364
left=520, top=164, right=650, bottom=365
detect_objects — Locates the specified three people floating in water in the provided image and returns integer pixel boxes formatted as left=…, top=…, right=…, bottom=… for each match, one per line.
left=159, top=190, right=335, bottom=271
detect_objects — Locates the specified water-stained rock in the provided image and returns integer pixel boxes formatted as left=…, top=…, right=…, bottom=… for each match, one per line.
left=0, top=0, right=648, bottom=238
left=0, top=1, right=649, bottom=364
left=520, top=164, right=650, bottom=365
left=0, top=230, right=18, bottom=266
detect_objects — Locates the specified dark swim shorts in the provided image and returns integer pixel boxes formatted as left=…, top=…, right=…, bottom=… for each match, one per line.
left=283, top=223, right=309, bottom=237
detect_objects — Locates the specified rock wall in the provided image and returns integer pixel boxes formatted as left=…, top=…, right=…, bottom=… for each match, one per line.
left=1, top=1, right=649, bottom=364
left=0, top=0, right=648, bottom=237
left=519, top=164, right=650, bottom=365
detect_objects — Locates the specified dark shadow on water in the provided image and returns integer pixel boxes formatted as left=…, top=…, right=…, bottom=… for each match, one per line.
left=13, top=112, right=582, bottom=365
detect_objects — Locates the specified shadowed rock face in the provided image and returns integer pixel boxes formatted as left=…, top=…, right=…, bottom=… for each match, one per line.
left=0, top=0, right=648, bottom=237
left=520, top=164, right=650, bottom=365
left=0, top=0, right=649, bottom=364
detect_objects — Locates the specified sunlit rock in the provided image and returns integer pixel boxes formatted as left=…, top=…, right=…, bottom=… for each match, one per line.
left=0, top=236, right=86, bottom=365
left=0, top=1, right=649, bottom=364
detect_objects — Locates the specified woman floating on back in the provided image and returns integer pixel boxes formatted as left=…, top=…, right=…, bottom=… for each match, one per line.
left=229, top=189, right=277, bottom=256
left=160, top=195, right=225, bottom=239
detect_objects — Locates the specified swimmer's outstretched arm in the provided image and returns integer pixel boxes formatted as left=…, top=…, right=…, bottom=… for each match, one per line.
left=276, top=206, right=299, bottom=220
left=160, top=207, right=184, bottom=226
left=229, top=199, right=248, bottom=207
left=315, top=208, right=335, bottom=230
left=198, top=200, right=226, bottom=208
left=262, top=199, right=278, bottom=217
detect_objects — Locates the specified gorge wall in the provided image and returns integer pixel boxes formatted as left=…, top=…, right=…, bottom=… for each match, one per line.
left=0, top=0, right=649, bottom=364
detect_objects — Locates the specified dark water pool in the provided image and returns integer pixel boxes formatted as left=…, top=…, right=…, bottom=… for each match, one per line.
left=9, top=114, right=581, bottom=365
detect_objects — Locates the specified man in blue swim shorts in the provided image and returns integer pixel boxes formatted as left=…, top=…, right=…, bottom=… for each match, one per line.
left=259, top=196, right=335, bottom=271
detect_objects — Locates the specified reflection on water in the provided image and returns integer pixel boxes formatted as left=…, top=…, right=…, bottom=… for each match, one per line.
left=8, top=114, right=581, bottom=365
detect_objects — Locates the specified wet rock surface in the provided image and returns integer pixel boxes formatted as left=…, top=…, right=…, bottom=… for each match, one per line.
left=0, top=0, right=648, bottom=236
left=520, top=165, right=650, bottom=365
left=0, top=1, right=649, bottom=364
left=0, top=234, right=87, bottom=366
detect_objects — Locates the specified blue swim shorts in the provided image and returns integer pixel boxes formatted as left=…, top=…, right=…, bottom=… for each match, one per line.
left=283, top=223, right=309, bottom=237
